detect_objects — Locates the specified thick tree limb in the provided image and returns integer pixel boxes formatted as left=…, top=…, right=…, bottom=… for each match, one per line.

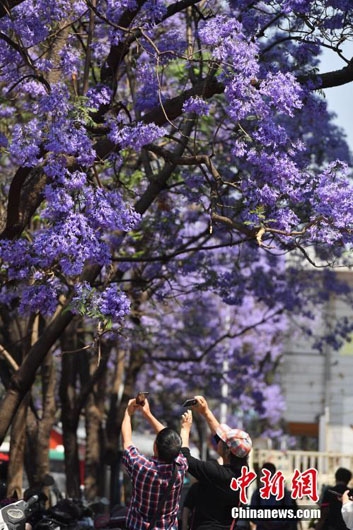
left=0, top=263, right=100, bottom=443
left=143, top=77, right=223, bottom=125
left=318, top=57, right=353, bottom=89
left=1, top=167, right=45, bottom=240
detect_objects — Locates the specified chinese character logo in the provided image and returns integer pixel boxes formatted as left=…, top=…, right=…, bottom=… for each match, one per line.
left=291, top=468, right=318, bottom=502
left=230, top=466, right=257, bottom=504
left=260, top=467, right=285, bottom=501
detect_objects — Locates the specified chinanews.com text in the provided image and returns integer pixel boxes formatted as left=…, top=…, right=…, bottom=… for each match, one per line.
left=231, top=506, right=321, bottom=521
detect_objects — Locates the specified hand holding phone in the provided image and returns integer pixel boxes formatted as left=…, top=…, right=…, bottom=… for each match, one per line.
left=136, top=392, right=149, bottom=405
left=182, top=398, right=198, bottom=408
left=327, top=488, right=353, bottom=499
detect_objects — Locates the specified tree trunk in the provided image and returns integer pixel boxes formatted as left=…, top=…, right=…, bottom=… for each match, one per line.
left=60, top=324, right=81, bottom=499
left=34, top=352, right=56, bottom=485
left=84, top=394, right=100, bottom=500
left=25, top=407, right=39, bottom=488
left=105, top=349, right=125, bottom=462
left=6, top=394, right=29, bottom=498
left=84, top=390, right=104, bottom=499
left=84, top=340, right=111, bottom=499
left=0, top=308, right=75, bottom=444
left=62, top=422, right=81, bottom=498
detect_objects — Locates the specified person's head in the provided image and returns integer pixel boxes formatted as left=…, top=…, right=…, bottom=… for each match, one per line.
left=262, top=462, right=276, bottom=477
left=213, top=424, right=252, bottom=471
left=335, top=467, right=352, bottom=485
left=154, top=428, right=182, bottom=463
left=212, top=436, right=249, bottom=471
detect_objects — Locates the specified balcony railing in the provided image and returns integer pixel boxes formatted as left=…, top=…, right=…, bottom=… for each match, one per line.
left=250, top=448, right=353, bottom=494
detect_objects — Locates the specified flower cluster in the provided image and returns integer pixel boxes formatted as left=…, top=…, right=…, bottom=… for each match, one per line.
left=86, top=85, right=113, bottom=109
left=108, top=121, right=166, bottom=150
left=72, top=283, right=130, bottom=323
left=183, top=96, right=210, bottom=116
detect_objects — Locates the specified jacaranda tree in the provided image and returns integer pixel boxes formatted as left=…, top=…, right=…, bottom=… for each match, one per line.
left=1, top=0, right=353, bottom=493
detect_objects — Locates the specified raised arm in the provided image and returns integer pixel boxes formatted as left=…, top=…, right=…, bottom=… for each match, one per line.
left=121, top=399, right=139, bottom=450
left=180, top=409, right=225, bottom=483
left=180, top=409, right=192, bottom=447
left=193, top=395, right=220, bottom=435
left=140, top=399, right=166, bottom=434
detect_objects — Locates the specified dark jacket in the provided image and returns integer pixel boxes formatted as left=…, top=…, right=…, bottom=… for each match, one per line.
left=181, top=447, right=240, bottom=530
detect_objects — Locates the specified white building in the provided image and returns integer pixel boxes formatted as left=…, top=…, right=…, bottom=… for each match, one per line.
left=281, top=270, right=353, bottom=453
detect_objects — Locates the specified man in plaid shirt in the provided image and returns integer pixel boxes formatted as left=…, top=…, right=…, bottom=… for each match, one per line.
left=121, top=398, right=188, bottom=530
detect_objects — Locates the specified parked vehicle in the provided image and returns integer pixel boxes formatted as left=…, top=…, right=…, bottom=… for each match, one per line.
left=0, top=496, right=38, bottom=530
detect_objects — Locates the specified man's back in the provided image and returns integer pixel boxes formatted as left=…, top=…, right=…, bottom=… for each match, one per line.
left=181, top=448, right=241, bottom=530
left=320, top=484, right=350, bottom=530
left=123, top=445, right=188, bottom=530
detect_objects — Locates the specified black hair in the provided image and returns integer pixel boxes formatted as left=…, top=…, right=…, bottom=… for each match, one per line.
left=262, top=462, right=276, bottom=476
left=155, top=428, right=182, bottom=463
left=335, top=467, right=352, bottom=485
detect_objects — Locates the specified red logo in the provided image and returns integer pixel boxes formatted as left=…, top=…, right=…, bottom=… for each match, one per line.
left=291, top=468, right=318, bottom=502
left=230, top=466, right=257, bottom=504
left=229, top=466, right=319, bottom=503
left=259, top=468, right=285, bottom=500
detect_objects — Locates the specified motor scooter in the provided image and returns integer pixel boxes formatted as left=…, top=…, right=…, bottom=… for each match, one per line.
left=0, top=496, right=38, bottom=530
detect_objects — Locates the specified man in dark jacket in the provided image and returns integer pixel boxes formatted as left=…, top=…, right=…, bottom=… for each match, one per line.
left=180, top=395, right=252, bottom=530
left=316, top=468, right=352, bottom=530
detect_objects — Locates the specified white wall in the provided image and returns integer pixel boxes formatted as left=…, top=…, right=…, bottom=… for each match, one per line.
left=281, top=352, right=325, bottom=423
left=280, top=271, right=353, bottom=451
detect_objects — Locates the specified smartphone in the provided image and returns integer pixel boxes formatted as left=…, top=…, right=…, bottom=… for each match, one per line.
left=327, top=488, right=353, bottom=498
left=136, top=392, right=149, bottom=405
left=327, top=489, right=343, bottom=497
left=182, top=398, right=198, bottom=407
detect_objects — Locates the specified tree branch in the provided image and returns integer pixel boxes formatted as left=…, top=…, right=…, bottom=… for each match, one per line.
left=0, top=0, right=24, bottom=18
left=318, top=57, right=353, bottom=89
left=100, top=0, right=148, bottom=83
left=0, top=344, right=19, bottom=371
left=112, top=239, right=249, bottom=262
left=152, top=309, right=283, bottom=362
left=1, top=167, right=47, bottom=240
left=76, top=351, right=109, bottom=415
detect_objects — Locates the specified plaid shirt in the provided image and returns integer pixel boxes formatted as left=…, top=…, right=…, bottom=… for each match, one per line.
left=122, top=444, right=188, bottom=530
